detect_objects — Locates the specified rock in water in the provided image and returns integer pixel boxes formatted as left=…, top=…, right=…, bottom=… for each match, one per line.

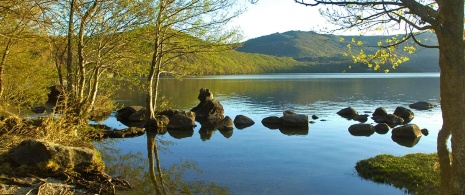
left=191, top=88, right=224, bottom=120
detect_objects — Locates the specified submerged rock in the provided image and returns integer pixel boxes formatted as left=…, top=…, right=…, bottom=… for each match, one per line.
left=409, top=101, right=436, bottom=110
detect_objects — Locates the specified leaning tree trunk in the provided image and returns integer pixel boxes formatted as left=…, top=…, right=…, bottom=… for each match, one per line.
left=0, top=38, right=12, bottom=99
left=436, top=1, right=465, bottom=194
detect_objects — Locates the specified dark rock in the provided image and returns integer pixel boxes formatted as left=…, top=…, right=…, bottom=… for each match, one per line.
left=116, top=106, right=146, bottom=122
left=281, top=111, right=309, bottom=127
left=155, top=115, right=170, bottom=128
left=393, top=106, right=414, bottom=124
left=311, top=115, right=319, bottom=120
left=372, top=114, right=404, bottom=127
left=167, top=111, right=196, bottom=130
left=392, top=124, right=422, bottom=138
left=391, top=136, right=421, bottom=147
left=372, top=107, right=388, bottom=117
left=348, top=124, right=375, bottom=137
left=191, top=88, right=224, bottom=120
left=218, top=116, right=234, bottom=131
left=337, top=107, right=359, bottom=118
left=9, top=140, right=104, bottom=173
left=421, top=128, right=429, bottom=136
left=47, top=85, right=64, bottom=104
left=353, top=114, right=369, bottom=123
left=233, top=115, right=255, bottom=129
left=32, top=106, right=47, bottom=114
left=104, top=127, right=145, bottom=138
left=261, top=116, right=282, bottom=129
left=409, top=101, right=436, bottom=110
left=219, top=128, right=233, bottom=138
left=374, top=123, right=390, bottom=134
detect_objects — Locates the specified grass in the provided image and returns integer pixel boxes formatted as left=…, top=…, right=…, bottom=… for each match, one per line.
left=355, top=153, right=440, bottom=195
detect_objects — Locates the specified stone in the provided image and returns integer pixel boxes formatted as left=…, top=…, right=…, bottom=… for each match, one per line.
left=348, top=124, right=375, bottom=136
left=337, top=107, right=359, bottom=118
left=393, top=106, right=414, bottom=124
left=372, top=107, right=388, bottom=117
left=116, top=106, right=146, bottom=122
left=421, top=128, right=429, bottom=136
left=372, top=114, right=404, bottom=127
left=191, top=88, right=224, bottom=120
left=233, top=115, right=255, bottom=129
left=409, top=101, right=436, bottom=110
left=167, top=111, right=196, bottom=130
left=392, top=124, right=422, bottom=138
left=374, top=123, right=390, bottom=134
left=218, top=116, right=234, bottom=131
left=353, top=114, right=369, bottom=123
left=281, top=111, right=309, bottom=127
left=261, top=116, right=282, bottom=129
left=8, top=140, right=104, bottom=173
left=311, top=115, right=319, bottom=120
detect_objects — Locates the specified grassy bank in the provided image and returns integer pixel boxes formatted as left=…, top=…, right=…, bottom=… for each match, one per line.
left=356, top=153, right=440, bottom=194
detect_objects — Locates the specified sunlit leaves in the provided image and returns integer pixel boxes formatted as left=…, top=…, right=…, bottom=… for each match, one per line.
left=342, top=35, right=416, bottom=73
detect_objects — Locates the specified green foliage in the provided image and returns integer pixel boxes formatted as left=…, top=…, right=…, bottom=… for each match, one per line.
left=355, top=153, right=439, bottom=195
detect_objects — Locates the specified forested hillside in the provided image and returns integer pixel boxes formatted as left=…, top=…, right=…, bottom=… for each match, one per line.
left=237, top=31, right=440, bottom=72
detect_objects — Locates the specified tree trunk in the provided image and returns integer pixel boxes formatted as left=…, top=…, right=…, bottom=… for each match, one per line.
left=0, top=38, right=12, bottom=99
left=66, top=0, right=75, bottom=96
left=436, top=1, right=465, bottom=194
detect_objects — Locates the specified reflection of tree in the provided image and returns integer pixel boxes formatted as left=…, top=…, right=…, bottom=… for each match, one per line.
left=147, top=129, right=166, bottom=194
left=96, top=132, right=229, bottom=194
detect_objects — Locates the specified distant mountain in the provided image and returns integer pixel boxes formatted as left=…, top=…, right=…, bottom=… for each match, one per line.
left=237, top=31, right=440, bottom=72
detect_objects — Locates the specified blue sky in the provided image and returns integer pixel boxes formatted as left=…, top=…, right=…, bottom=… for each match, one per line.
left=232, top=0, right=329, bottom=40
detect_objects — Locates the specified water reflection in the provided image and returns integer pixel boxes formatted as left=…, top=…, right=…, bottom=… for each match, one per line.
left=96, top=132, right=229, bottom=194
left=391, top=136, right=421, bottom=148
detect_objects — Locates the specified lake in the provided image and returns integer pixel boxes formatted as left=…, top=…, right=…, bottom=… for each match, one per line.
left=95, top=73, right=442, bottom=195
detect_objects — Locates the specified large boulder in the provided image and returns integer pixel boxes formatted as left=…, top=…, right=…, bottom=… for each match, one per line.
left=393, top=106, right=414, bottom=124
left=392, top=124, right=423, bottom=138
left=374, top=123, right=390, bottom=134
left=218, top=116, right=234, bottom=131
left=8, top=140, right=104, bottom=173
left=337, top=107, right=359, bottom=118
left=233, top=115, right=255, bottom=129
left=409, top=101, right=436, bottom=110
left=167, top=111, right=196, bottom=130
left=281, top=111, right=309, bottom=127
left=191, top=88, right=224, bottom=120
left=348, top=124, right=375, bottom=136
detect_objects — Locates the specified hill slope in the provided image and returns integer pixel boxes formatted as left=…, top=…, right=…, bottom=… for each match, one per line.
left=237, top=31, right=439, bottom=72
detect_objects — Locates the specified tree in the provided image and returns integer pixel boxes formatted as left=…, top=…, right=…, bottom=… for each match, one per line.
left=143, top=0, right=243, bottom=125
left=293, top=0, right=464, bottom=194
left=51, top=0, right=151, bottom=120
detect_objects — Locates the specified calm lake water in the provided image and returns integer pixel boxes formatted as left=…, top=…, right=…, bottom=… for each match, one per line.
left=95, top=73, right=442, bottom=195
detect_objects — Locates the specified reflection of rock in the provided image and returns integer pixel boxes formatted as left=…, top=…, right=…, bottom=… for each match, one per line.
left=233, top=115, right=255, bottom=129
left=167, top=111, right=196, bottom=130
left=9, top=140, right=104, bottom=173
left=191, top=88, right=224, bottom=120
left=282, top=111, right=309, bottom=127
left=391, top=136, right=421, bottom=147
left=393, top=107, right=414, bottom=124
left=372, top=114, right=404, bottom=127
left=219, top=128, right=233, bottom=138
left=199, top=129, right=215, bottom=141
left=168, top=129, right=194, bottom=139
left=261, top=116, right=282, bottom=129
left=279, top=126, right=309, bottom=136
left=374, top=123, right=390, bottom=134
left=337, top=107, right=359, bottom=118
left=392, top=124, right=422, bottom=138
left=348, top=124, right=375, bottom=137
left=409, top=101, right=436, bottom=110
